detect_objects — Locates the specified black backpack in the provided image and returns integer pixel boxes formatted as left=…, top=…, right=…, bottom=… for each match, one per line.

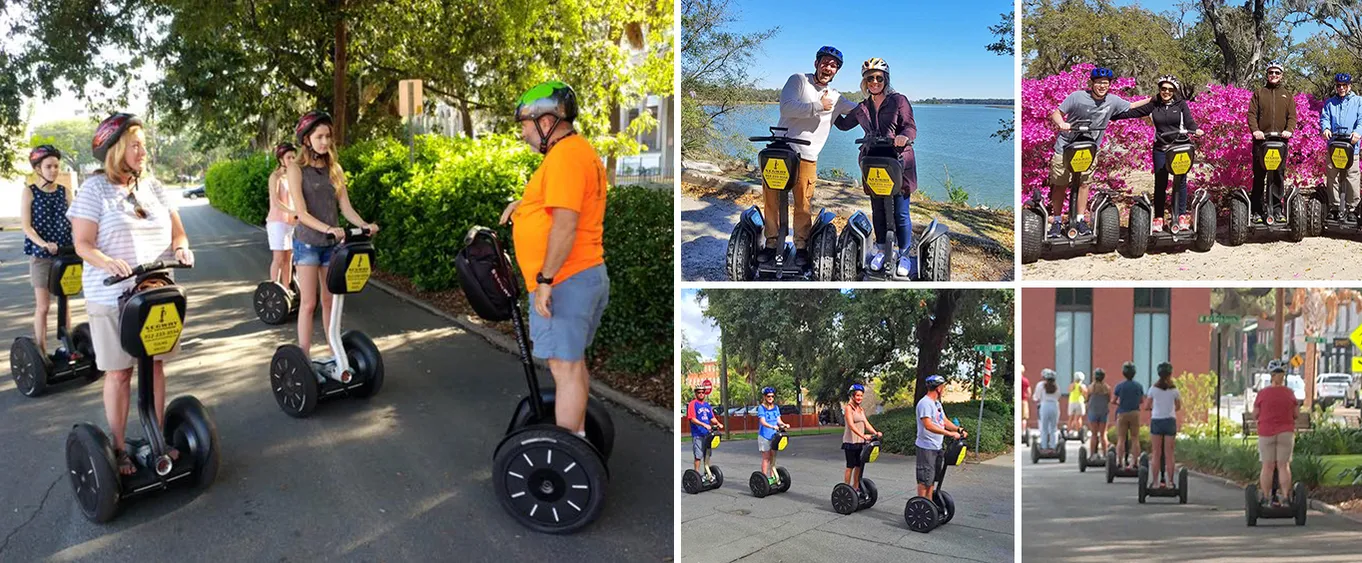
left=454, top=226, right=520, bottom=322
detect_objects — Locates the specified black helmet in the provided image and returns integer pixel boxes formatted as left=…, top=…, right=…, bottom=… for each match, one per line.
left=1157, top=362, right=1173, bottom=377
left=1121, top=362, right=1136, bottom=378
left=294, top=110, right=333, bottom=148
left=29, top=145, right=62, bottom=168
left=1093, top=368, right=1106, bottom=381
left=92, top=113, right=144, bottom=162
left=515, top=81, right=579, bottom=154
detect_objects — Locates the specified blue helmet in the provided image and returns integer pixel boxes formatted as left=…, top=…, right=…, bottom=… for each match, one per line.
left=849, top=383, right=866, bottom=394
left=762, top=386, right=776, bottom=396
left=925, top=375, right=947, bottom=390
left=816, top=46, right=843, bottom=67
left=1338, top=73, right=1354, bottom=85
left=1090, top=67, right=1115, bottom=80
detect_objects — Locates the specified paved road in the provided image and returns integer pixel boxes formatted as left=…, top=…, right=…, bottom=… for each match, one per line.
left=1022, top=438, right=1362, bottom=561
left=0, top=193, right=672, bottom=562
left=679, top=433, right=1014, bottom=563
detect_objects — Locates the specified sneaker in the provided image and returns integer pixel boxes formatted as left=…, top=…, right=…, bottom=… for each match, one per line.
left=1047, top=218, right=1064, bottom=238
left=896, top=251, right=914, bottom=278
left=757, top=248, right=776, bottom=263
left=1151, top=217, right=1164, bottom=234
left=1252, top=213, right=1266, bottom=224
left=1178, top=214, right=1192, bottom=231
left=768, top=475, right=778, bottom=485
left=1075, top=216, right=1092, bottom=236
left=869, top=250, right=886, bottom=271
left=794, top=249, right=810, bottom=267
left=1275, top=210, right=1288, bottom=224
left=1349, top=210, right=1359, bottom=224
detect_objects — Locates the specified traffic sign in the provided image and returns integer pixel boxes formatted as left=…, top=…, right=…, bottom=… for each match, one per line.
left=1351, top=323, right=1362, bottom=350
left=398, top=79, right=424, bottom=117
left=1306, top=336, right=1327, bottom=344
left=1198, top=314, right=1241, bottom=324
left=1290, top=354, right=1303, bottom=369
left=1354, top=357, right=1362, bottom=373
left=973, top=344, right=1008, bottom=353
left=982, top=357, right=993, bottom=388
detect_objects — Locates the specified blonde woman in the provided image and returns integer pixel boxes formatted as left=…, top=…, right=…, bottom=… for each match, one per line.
left=287, top=110, right=378, bottom=357
left=68, top=113, right=193, bottom=476
left=266, top=142, right=298, bottom=288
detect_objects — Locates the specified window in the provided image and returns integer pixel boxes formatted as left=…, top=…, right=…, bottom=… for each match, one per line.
left=1133, top=289, right=1171, bottom=387
left=1055, top=289, right=1093, bottom=387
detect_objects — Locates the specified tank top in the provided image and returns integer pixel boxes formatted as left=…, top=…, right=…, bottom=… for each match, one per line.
left=267, top=172, right=291, bottom=223
left=1069, top=383, right=1085, bottom=404
left=842, top=403, right=868, bottom=444
left=1088, top=382, right=1111, bottom=416
left=24, top=183, right=72, bottom=258
left=294, top=166, right=339, bottom=246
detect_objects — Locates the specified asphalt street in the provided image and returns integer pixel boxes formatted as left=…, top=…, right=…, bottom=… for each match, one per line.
left=0, top=192, right=672, bottom=562
left=678, top=433, right=1014, bottom=563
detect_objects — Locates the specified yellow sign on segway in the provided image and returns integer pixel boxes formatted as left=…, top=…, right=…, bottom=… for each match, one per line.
left=866, top=443, right=880, bottom=463
left=344, top=253, right=372, bottom=292
left=954, top=445, right=969, bottom=466
left=763, top=158, right=791, bottom=190
left=1170, top=152, right=1192, bottom=176
left=865, top=167, right=896, bottom=196
left=774, top=433, right=789, bottom=451
left=1069, top=148, right=1093, bottom=173
left=708, top=434, right=722, bottom=450
left=59, top=264, right=83, bottom=296
left=1264, top=148, right=1283, bottom=171
left=139, top=303, right=183, bottom=356
left=1333, top=147, right=1351, bottom=170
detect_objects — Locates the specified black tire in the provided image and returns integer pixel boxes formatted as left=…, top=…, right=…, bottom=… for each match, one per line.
left=1288, top=194, right=1307, bottom=242
left=831, top=483, right=858, bottom=514
left=10, top=337, right=48, bottom=397
left=682, top=469, right=702, bottom=494
left=1246, top=484, right=1259, bottom=526
left=66, top=423, right=119, bottom=523
left=1127, top=204, right=1151, bottom=258
left=726, top=226, right=756, bottom=281
left=749, top=471, right=770, bottom=498
left=71, top=322, right=102, bottom=383
left=934, top=489, right=956, bottom=525
left=1293, top=482, right=1308, bottom=526
left=1106, top=450, right=1116, bottom=483
left=493, top=426, right=607, bottom=534
left=836, top=234, right=862, bottom=281
left=1194, top=200, right=1216, bottom=251
left=165, top=396, right=220, bottom=489
left=584, top=397, right=616, bottom=461
left=1138, top=465, right=1148, bottom=503
left=1021, top=208, right=1043, bottom=264
left=253, top=281, right=294, bottom=325
left=862, top=477, right=878, bottom=509
left=903, top=496, right=940, bottom=533
left=342, top=330, right=384, bottom=399
left=1228, top=197, right=1249, bottom=246
left=776, top=466, right=791, bottom=493
left=269, top=345, right=318, bottom=418
left=711, top=465, right=724, bottom=489
left=1308, top=197, right=1323, bottom=237
left=1178, top=467, right=1189, bottom=504
left=1096, top=204, right=1120, bottom=253
left=1031, top=441, right=1039, bottom=464
left=1078, top=446, right=1088, bottom=472
left=1058, top=442, right=1067, bottom=463
left=919, top=234, right=951, bottom=281
left=810, top=228, right=836, bottom=281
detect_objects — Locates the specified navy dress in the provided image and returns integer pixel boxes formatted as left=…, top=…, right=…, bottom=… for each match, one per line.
left=24, top=184, right=73, bottom=258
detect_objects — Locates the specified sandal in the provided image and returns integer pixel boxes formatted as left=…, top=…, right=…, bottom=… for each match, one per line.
left=116, top=449, right=136, bottom=476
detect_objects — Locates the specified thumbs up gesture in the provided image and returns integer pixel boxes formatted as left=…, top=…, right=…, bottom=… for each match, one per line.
left=821, top=89, right=834, bottom=111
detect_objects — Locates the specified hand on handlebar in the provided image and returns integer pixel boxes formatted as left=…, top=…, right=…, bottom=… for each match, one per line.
left=1195, top=129, right=1204, bottom=137
left=1281, top=131, right=1293, bottom=139
left=1352, top=132, right=1360, bottom=144
left=174, top=247, right=195, bottom=267
left=327, top=227, right=346, bottom=241
left=1058, top=121, right=1072, bottom=132
left=1253, top=131, right=1265, bottom=140
left=893, top=134, right=910, bottom=148
left=104, top=257, right=132, bottom=278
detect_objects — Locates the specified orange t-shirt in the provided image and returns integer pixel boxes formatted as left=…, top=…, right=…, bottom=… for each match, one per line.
left=512, top=134, right=607, bottom=292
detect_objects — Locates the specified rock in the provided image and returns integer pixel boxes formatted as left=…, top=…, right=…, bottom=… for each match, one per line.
left=682, top=159, right=724, bottom=174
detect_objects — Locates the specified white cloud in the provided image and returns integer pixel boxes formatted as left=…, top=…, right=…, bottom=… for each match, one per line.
left=679, top=289, right=719, bottom=358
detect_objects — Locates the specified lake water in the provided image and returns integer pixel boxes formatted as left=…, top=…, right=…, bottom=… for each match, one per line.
left=713, top=104, right=1015, bottom=208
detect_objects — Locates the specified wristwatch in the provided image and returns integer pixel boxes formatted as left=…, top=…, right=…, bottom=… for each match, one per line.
left=536, top=272, right=554, bottom=285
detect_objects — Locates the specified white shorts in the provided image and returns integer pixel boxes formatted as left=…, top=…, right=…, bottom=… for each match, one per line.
left=88, top=302, right=180, bottom=371
left=1068, top=401, right=1085, bottom=416
left=267, top=221, right=294, bottom=251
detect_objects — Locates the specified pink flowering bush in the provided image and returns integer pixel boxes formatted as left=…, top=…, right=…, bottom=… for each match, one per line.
left=1023, top=65, right=1329, bottom=209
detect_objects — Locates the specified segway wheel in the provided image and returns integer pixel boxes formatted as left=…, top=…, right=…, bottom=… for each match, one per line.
left=1288, top=194, right=1307, bottom=242
left=71, top=322, right=103, bottom=383
left=269, top=345, right=319, bottom=418
left=66, top=423, right=119, bottom=523
left=1139, top=452, right=1149, bottom=469
left=342, top=330, right=384, bottom=398
left=1138, top=465, right=1148, bottom=503
left=682, top=469, right=702, bottom=495
left=1127, top=204, right=1150, bottom=258
left=1096, top=204, right=1120, bottom=253
left=1078, top=446, right=1088, bottom=472
left=583, top=397, right=616, bottom=461
left=725, top=226, right=757, bottom=281
left=1293, top=482, right=1308, bottom=526
left=1245, top=484, right=1259, bottom=526
left=1105, top=450, right=1115, bottom=483
left=776, top=466, right=792, bottom=493
left=749, top=471, right=771, bottom=498
left=903, top=496, right=940, bottom=533
left=165, top=395, right=221, bottom=488
left=934, top=489, right=956, bottom=525
left=835, top=234, right=862, bottom=281
left=1307, top=197, right=1323, bottom=237
left=254, top=281, right=294, bottom=325
left=10, top=337, right=49, bottom=397
left=919, top=232, right=951, bottom=281
left=831, top=483, right=859, bottom=514
left=862, top=477, right=878, bottom=509
left=1031, top=440, right=1039, bottom=464
left=1178, top=467, right=1189, bottom=504
left=810, top=228, right=837, bottom=281
left=1228, top=197, right=1249, bottom=246
left=1021, top=208, right=1043, bottom=264
left=493, top=426, right=607, bottom=534
left=1194, top=200, right=1216, bottom=251
left=1058, top=443, right=1067, bottom=464
left=710, top=465, right=724, bottom=489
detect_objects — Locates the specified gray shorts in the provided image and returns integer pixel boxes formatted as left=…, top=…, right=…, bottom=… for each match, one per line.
left=693, top=436, right=706, bottom=460
left=529, top=265, right=609, bottom=361
left=30, top=256, right=53, bottom=290
left=916, top=448, right=941, bottom=485
left=757, top=436, right=772, bottom=452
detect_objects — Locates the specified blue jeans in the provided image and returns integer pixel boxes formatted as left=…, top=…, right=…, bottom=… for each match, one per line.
left=529, top=264, right=610, bottom=361
left=870, top=193, right=911, bottom=249
left=1039, top=402, right=1060, bottom=449
left=1152, top=150, right=1188, bottom=219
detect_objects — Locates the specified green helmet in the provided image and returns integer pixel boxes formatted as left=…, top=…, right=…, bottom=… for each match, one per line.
left=515, top=81, right=579, bottom=123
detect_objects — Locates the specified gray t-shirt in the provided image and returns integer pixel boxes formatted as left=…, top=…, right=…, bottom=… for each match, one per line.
left=1052, top=90, right=1133, bottom=152
left=915, top=397, right=945, bottom=451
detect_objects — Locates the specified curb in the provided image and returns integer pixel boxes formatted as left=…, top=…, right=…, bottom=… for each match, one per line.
left=1184, top=467, right=1362, bottom=523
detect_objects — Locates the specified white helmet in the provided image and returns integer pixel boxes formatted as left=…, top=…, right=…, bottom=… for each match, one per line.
left=1073, top=371, right=1085, bottom=383
left=862, top=57, right=890, bottom=77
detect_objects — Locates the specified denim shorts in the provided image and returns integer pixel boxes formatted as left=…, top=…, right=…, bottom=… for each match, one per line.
left=529, top=264, right=610, bottom=361
left=1150, top=417, right=1177, bottom=436
left=292, top=240, right=335, bottom=267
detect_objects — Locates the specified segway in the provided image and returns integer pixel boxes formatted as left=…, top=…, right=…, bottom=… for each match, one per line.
left=455, top=226, right=615, bottom=534
left=835, top=135, right=950, bottom=281
left=831, top=437, right=881, bottom=514
left=1127, top=129, right=1215, bottom=256
left=1105, top=445, right=1145, bottom=482
left=11, top=246, right=101, bottom=397
left=1138, top=454, right=1188, bottom=504
left=1227, top=132, right=1306, bottom=245
left=903, top=434, right=966, bottom=533
left=727, top=126, right=838, bottom=281
left=683, top=431, right=724, bottom=494
left=65, top=260, right=220, bottom=523
left=253, top=265, right=300, bottom=325
left=1078, top=442, right=1107, bottom=473
left=1021, top=119, right=1121, bottom=263
left=749, top=428, right=791, bottom=498
left=268, top=228, right=383, bottom=417
left=1245, top=467, right=1307, bottom=526
left=1030, top=431, right=1066, bottom=463
left=1312, top=127, right=1360, bottom=238
left=1060, top=423, right=1088, bottom=442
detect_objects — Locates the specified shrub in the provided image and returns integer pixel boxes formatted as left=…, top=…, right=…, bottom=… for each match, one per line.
left=869, top=399, right=1013, bottom=455
left=1292, top=453, right=1334, bottom=489
left=203, top=154, right=273, bottom=225
left=1296, top=426, right=1362, bottom=456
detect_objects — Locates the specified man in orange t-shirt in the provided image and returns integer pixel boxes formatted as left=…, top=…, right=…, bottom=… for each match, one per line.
left=500, top=81, right=610, bottom=439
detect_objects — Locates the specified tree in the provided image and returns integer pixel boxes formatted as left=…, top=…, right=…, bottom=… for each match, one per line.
left=28, top=118, right=96, bottom=172
left=1197, top=0, right=1269, bottom=86
left=680, top=334, right=704, bottom=377
left=989, top=10, right=1016, bottom=142
left=680, top=0, right=779, bottom=158
left=1023, top=0, right=1193, bottom=86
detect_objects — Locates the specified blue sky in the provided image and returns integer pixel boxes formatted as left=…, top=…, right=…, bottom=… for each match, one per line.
left=1110, top=1, right=1325, bottom=39
left=679, top=289, right=718, bottom=359
left=728, top=0, right=1014, bottom=99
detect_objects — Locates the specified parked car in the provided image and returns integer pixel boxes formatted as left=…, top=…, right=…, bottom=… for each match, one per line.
left=184, top=185, right=206, bottom=199
left=778, top=404, right=799, bottom=415
left=1316, top=373, right=1351, bottom=407
left=1346, top=375, right=1362, bottom=409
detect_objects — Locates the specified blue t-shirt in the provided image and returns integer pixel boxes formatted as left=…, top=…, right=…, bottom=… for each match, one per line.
left=1113, top=380, right=1145, bottom=414
left=758, top=404, right=781, bottom=440
left=915, top=398, right=945, bottom=451
left=689, top=399, right=715, bottom=438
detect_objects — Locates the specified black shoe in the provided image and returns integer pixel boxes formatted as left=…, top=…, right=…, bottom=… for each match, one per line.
left=1046, top=219, right=1063, bottom=238
left=794, top=249, right=810, bottom=267
left=1076, top=218, right=1092, bottom=236
left=1349, top=211, right=1358, bottom=224
left=757, top=248, right=776, bottom=263
left=1252, top=213, right=1266, bottom=224
left=1275, top=211, right=1287, bottom=223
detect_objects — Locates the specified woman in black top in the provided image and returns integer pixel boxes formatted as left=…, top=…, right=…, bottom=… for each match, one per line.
left=1113, top=75, right=1204, bottom=233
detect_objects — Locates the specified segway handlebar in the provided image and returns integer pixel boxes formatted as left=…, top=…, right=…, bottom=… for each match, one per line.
left=1158, top=129, right=1194, bottom=143
left=324, top=226, right=373, bottom=241
left=854, top=135, right=913, bottom=147
left=103, top=261, right=193, bottom=285
left=748, top=126, right=811, bottom=146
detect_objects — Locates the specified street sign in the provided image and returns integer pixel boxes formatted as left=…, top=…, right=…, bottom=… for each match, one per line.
left=1354, top=357, right=1362, bottom=372
left=1351, top=322, right=1362, bottom=350
left=982, top=357, right=993, bottom=388
left=1291, top=354, right=1303, bottom=368
left=1306, top=336, right=1327, bottom=344
left=1336, top=338, right=1352, bottom=348
left=973, top=344, right=1008, bottom=353
left=398, top=79, right=424, bottom=117
left=1198, top=314, right=1241, bottom=324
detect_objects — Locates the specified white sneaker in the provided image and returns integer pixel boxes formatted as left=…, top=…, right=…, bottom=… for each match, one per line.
left=869, top=251, right=886, bottom=271
left=896, top=252, right=913, bottom=278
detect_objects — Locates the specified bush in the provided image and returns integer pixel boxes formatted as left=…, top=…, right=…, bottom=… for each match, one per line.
left=204, top=154, right=273, bottom=225
left=1177, top=437, right=1335, bottom=489
left=1180, top=414, right=1243, bottom=440
left=1107, top=424, right=1152, bottom=453
left=869, top=399, right=1014, bottom=455
left=1296, top=427, right=1362, bottom=456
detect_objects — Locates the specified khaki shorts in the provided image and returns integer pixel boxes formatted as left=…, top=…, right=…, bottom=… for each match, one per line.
left=1116, top=411, right=1140, bottom=441
left=87, top=302, right=180, bottom=371
left=1258, top=432, right=1295, bottom=463
left=1048, top=152, right=1094, bottom=187
left=30, top=257, right=53, bottom=290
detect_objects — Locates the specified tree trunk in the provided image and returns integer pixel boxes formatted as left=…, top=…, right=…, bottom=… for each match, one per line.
left=460, top=97, right=474, bottom=137
left=1200, top=0, right=1240, bottom=84
left=332, top=0, right=349, bottom=147
left=914, top=290, right=961, bottom=403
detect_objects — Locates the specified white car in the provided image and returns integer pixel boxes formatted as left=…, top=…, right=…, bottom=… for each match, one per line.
left=1317, top=373, right=1351, bottom=407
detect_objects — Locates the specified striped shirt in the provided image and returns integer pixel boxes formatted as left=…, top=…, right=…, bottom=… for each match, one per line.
left=66, top=174, right=177, bottom=305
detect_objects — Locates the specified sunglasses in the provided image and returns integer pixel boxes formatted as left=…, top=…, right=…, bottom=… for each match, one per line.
left=125, top=188, right=149, bottom=220
left=866, top=75, right=885, bottom=83
left=1159, top=86, right=1175, bottom=92
left=1267, top=71, right=1283, bottom=76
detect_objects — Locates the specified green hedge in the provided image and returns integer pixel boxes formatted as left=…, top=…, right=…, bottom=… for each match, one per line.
left=1177, top=438, right=1334, bottom=489
left=869, top=399, right=1013, bottom=455
left=206, top=133, right=673, bottom=378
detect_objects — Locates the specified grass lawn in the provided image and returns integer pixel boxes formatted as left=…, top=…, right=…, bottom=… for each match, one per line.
left=679, top=427, right=843, bottom=443
left=1321, top=454, right=1362, bottom=485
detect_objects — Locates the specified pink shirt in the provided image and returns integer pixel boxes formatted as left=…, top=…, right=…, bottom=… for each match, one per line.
left=1254, top=386, right=1297, bottom=437
left=266, top=174, right=291, bottom=223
